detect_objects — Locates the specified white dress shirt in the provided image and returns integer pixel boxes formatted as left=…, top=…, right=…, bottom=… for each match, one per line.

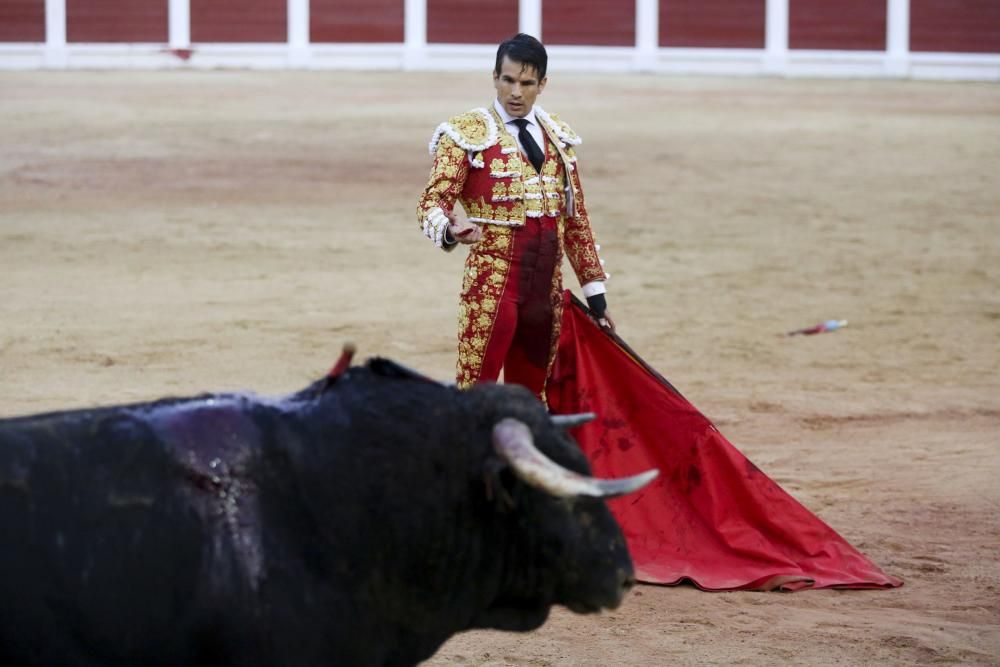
left=493, top=99, right=546, bottom=160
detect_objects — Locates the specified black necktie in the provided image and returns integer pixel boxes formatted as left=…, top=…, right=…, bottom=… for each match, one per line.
left=512, top=118, right=545, bottom=173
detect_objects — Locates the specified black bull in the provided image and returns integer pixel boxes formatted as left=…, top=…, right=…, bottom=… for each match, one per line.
left=0, top=357, right=656, bottom=666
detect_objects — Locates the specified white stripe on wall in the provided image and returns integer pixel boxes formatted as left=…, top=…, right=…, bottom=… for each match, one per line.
left=404, top=0, right=427, bottom=69
left=44, top=0, right=66, bottom=67
left=519, top=0, right=542, bottom=40
left=635, top=0, right=658, bottom=71
left=168, top=0, right=190, bottom=50
left=288, top=0, right=309, bottom=65
left=764, top=0, right=789, bottom=74
left=886, top=0, right=910, bottom=76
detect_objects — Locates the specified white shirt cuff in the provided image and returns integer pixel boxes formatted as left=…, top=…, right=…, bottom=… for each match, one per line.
left=581, top=281, right=606, bottom=298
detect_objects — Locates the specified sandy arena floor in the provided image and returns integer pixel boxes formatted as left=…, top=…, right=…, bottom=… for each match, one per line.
left=1, top=70, right=998, bottom=665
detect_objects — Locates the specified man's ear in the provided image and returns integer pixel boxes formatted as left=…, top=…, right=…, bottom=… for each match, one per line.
left=538, top=76, right=548, bottom=94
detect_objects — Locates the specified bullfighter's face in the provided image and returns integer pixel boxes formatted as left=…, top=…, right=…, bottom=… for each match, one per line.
left=493, top=56, right=547, bottom=118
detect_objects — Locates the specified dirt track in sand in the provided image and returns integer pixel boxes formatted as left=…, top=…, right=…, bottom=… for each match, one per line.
left=1, top=71, right=999, bottom=665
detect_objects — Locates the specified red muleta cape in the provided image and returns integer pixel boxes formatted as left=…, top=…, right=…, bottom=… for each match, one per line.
left=546, top=292, right=901, bottom=592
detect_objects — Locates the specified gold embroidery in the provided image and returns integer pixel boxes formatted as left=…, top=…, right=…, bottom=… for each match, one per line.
left=449, top=110, right=493, bottom=147
left=417, top=133, right=470, bottom=232
left=479, top=225, right=512, bottom=254
left=542, top=264, right=565, bottom=399
left=456, top=247, right=509, bottom=388
left=562, top=165, right=604, bottom=284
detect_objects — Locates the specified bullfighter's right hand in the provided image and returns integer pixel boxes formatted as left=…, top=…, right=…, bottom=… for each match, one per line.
left=447, top=216, right=482, bottom=245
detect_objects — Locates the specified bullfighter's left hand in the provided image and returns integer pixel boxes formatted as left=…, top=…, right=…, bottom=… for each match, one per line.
left=597, top=310, right=616, bottom=333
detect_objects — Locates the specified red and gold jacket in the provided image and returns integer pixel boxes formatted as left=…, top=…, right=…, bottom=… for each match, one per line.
left=417, top=106, right=604, bottom=284
left=416, top=106, right=607, bottom=390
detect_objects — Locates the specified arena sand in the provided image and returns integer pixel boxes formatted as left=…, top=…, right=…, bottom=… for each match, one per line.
left=1, top=70, right=998, bottom=665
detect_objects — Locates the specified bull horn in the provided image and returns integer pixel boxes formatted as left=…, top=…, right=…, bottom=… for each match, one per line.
left=492, top=418, right=659, bottom=499
left=550, top=412, right=597, bottom=428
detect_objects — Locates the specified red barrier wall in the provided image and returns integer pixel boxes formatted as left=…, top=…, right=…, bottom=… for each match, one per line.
left=427, top=0, right=517, bottom=44
left=911, top=0, right=1000, bottom=53
left=8, top=0, right=1000, bottom=58
left=0, top=0, right=45, bottom=42
left=191, top=0, right=286, bottom=43
left=311, top=0, right=404, bottom=43
left=66, top=0, right=167, bottom=43
left=659, top=0, right=765, bottom=48
left=543, top=0, right=634, bottom=46
left=789, top=0, right=886, bottom=50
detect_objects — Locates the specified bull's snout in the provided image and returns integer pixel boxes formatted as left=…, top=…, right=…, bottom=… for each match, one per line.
left=619, top=568, right=636, bottom=595
left=565, top=565, right=635, bottom=613
left=610, top=567, right=636, bottom=609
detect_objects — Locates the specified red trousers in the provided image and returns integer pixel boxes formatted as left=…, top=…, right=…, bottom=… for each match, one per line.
left=475, top=216, right=560, bottom=397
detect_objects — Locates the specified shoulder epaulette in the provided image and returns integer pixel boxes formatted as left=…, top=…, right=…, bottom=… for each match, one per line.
left=535, top=107, right=583, bottom=148
left=428, top=108, right=500, bottom=156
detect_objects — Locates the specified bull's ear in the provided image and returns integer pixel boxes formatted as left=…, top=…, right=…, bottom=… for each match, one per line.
left=482, top=456, right=517, bottom=513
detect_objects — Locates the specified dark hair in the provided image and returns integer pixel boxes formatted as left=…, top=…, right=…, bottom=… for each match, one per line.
left=495, top=33, right=547, bottom=80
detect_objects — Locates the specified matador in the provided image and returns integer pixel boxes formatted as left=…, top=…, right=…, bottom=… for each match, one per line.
left=416, top=33, right=612, bottom=401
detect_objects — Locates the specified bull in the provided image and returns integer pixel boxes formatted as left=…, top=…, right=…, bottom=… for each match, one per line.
left=0, top=349, right=656, bottom=666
